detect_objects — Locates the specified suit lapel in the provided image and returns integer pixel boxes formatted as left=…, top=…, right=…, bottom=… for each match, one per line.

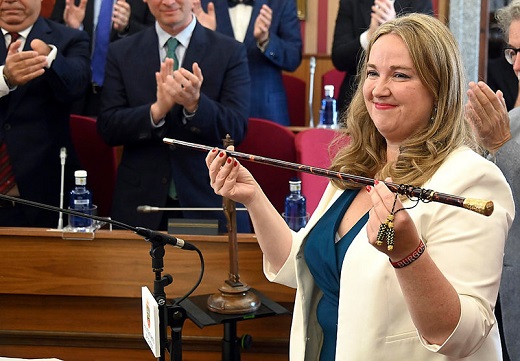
left=215, top=0, right=235, bottom=38
left=24, top=18, right=51, bottom=50
left=0, top=35, right=6, bottom=64
left=183, top=23, right=205, bottom=71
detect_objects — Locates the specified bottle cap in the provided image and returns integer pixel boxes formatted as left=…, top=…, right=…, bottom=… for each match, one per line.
left=289, top=179, right=302, bottom=192
left=74, top=170, right=87, bottom=178
left=324, top=85, right=335, bottom=98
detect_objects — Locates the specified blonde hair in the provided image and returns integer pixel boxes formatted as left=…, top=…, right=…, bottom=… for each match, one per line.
left=330, top=13, right=477, bottom=190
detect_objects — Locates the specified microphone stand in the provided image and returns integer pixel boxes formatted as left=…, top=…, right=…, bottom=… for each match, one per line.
left=57, top=147, right=67, bottom=230
left=0, top=193, right=203, bottom=361
left=308, top=56, right=316, bottom=127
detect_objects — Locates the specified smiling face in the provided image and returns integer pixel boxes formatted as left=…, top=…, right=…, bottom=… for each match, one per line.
left=144, top=0, right=193, bottom=35
left=0, top=0, right=41, bottom=32
left=508, top=19, right=520, bottom=75
left=362, top=33, right=435, bottom=150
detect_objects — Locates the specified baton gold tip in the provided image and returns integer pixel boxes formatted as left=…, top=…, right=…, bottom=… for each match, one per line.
left=463, top=198, right=494, bottom=216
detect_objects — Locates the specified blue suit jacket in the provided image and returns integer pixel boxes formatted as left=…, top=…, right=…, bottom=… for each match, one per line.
left=201, top=0, right=302, bottom=125
left=97, top=22, right=251, bottom=232
left=50, top=0, right=155, bottom=50
left=0, top=17, right=91, bottom=226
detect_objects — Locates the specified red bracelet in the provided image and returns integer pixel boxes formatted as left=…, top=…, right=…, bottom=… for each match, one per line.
left=390, top=240, right=426, bottom=268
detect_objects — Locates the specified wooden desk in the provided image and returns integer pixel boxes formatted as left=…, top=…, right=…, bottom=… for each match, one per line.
left=0, top=228, right=293, bottom=360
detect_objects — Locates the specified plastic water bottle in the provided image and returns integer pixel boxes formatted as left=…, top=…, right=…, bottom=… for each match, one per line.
left=284, top=178, right=307, bottom=231
left=69, top=170, right=93, bottom=229
left=318, top=85, right=338, bottom=129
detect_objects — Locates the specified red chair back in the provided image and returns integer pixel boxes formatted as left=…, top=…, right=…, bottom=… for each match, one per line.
left=69, top=114, right=118, bottom=217
left=236, top=118, right=297, bottom=214
left=321, top=69, right=346, bottom=99
left=432, top=0, right=438, bottom=17
left=295, top=128, right=349, bottom=216
left=282, top=74, right=306, bottom=127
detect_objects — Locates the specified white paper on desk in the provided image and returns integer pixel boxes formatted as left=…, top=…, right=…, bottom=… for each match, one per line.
left=141, top=286, right=160, bottom=358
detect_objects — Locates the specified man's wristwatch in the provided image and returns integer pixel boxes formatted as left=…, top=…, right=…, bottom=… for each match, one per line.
left=3, top=72, right=12, bottom=89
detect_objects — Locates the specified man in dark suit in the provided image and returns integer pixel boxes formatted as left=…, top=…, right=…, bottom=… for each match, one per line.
left=51, top=0, right=155, bottom=116
left=97, top=0, right=250, bottom=233
left=331, top=0, right=432, bottom=111
left=0, top=0, right=91, bottom=227
left=488, top=54, right=518, bottom=111
left=194, top=0, right=302, bottom=126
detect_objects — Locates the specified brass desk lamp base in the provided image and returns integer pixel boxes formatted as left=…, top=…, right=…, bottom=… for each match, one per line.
left=207, top=281, right=261, bottom=314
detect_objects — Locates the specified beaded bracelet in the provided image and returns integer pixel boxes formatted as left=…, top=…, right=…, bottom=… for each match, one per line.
left=390, top=239, right=426, bottom=269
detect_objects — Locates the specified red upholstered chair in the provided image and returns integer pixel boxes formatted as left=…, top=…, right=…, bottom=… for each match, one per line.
left=69, top=114, right=118, bottom=217
left=432, top=0, right=438, bottom=17
left=282, top=74, right=307, bottom=126
left=321, top=69, right=346, bottom=100
left=236, top=118, right=297, bottom=214
left=295, top=128, right=350, bottom=216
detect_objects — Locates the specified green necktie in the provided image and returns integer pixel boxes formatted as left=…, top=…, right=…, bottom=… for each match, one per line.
left=166, top=37, right=179, bottom=199
left=166, top=37, right=180, bottom=70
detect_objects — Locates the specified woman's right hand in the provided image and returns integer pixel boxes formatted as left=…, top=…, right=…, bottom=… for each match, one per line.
left=206, top=147, right=260, bottom=206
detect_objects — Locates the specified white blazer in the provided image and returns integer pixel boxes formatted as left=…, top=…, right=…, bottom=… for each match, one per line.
left=264, top=146, right=515, bottom=361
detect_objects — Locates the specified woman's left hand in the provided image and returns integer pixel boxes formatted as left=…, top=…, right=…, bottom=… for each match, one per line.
left=366, top=178, right=422, bottom=261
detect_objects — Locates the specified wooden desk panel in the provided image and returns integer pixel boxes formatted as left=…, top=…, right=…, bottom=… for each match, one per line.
left=0, top=228, right=294, bottom=302
left=0, top=228, right=294, bottom=360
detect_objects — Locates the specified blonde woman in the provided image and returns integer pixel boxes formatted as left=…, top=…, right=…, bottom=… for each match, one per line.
left=207, top=14, right=514, bottom=360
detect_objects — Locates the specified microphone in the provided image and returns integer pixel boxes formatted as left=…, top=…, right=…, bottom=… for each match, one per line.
left=57, top=147, right=67, bottom=230
left=134, top=227, right=196, bottom=250
left=0, top=193, right=197, bottom=251
left=308, top=56, right=316, bottom=128
left=137, top=205, right=248, bottom=213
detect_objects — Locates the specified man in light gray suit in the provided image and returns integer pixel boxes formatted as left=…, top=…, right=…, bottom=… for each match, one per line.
left=465, top=81, right=520, bottom=361
left=465, top=3, right=520, bottom=359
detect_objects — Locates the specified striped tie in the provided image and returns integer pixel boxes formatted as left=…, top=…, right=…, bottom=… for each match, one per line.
left=7, top=32, right=20, bottom=50
left=166, top=38, right=180, bottom=199
left=0, top=142, right=16, bottom=194
left=0, top=33, right=21, bottom=194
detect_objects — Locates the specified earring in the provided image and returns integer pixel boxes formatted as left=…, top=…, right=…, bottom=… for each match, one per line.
left=430, top=105, right=438, bottom=123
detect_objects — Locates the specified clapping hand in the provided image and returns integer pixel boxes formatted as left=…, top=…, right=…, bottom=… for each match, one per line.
left=465, top=81, right=512, bottom=154
left=193, top=0, right=216, bottom=30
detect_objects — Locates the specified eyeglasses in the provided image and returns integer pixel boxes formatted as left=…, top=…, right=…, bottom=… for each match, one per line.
left=504, top=46, right=520, bottom=64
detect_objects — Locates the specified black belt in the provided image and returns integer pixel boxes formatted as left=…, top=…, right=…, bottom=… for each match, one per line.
left=0, top=197, right=16, bottom=208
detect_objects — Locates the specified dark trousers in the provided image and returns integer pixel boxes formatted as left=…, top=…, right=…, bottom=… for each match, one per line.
left=496, top=294, right=511, bottom=361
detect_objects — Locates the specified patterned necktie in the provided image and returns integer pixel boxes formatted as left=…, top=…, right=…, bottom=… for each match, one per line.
left=91, top=0, right=113, bottom=86
left=166, top=38, right=180, bottom=199
left=7, top=32, right=20, bottom=50
left=228, top=0, right=254, bottom=8
left=166, top=37, right=180, bottom=71
left=0, top=142, right=16, bottom=194
left=0, top=33, right=21, bottom=194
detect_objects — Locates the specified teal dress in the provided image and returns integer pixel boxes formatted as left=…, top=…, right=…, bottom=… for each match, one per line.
left=304, top=189, right=369, bottom=360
